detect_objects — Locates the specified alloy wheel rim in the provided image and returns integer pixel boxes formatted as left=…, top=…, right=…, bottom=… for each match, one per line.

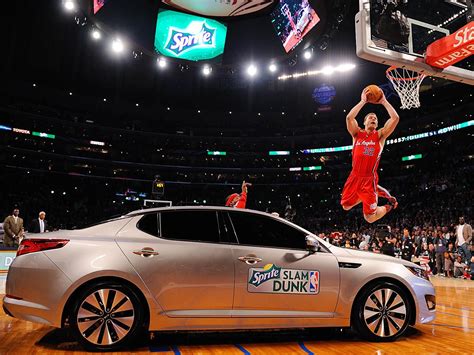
left=77, top=288, right=135, bottom=345
left=363, top=288, right=407, bottom=337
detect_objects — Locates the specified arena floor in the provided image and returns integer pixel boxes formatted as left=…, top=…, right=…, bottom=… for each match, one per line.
left=0, top=277, right=472, bottom=354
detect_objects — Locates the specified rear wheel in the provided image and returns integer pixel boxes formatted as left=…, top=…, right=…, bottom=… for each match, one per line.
left=353, top=282, right=411, bottom=342
left=70, top=282, right=145, bottom=351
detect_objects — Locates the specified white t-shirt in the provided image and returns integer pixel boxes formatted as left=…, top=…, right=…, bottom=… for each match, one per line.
left=457, top=225, right=466, bottom=245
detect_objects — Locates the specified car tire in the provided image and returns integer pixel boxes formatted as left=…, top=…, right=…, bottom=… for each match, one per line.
left=308, top=13, right=313, bottom=22
left=296, top=29, right=302, bottom=38
left=70, top=281, right=146, bottom=351
left=353, top=282, right=412, bottom=342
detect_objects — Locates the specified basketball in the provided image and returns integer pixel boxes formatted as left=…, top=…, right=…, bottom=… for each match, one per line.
left=364, top=85, right=383, bottom=103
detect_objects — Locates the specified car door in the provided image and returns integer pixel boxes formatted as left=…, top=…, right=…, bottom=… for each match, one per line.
left=227, top=211, right=340, bottom=318
left=116, top=210, right=234, bottom=317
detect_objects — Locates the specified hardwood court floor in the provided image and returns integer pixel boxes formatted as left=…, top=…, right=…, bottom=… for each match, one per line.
left=0, top=276, right=473, bottom=354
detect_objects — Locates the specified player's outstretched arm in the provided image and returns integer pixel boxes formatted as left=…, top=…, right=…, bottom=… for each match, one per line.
left=379, top=95, right=400, bottom=139
left=346, top=90, right=367, bottom=137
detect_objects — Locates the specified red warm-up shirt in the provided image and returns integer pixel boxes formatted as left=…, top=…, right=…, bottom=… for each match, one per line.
left=234, top=192, right=247, bottom=209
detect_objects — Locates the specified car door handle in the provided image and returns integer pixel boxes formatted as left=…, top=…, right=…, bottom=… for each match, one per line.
left=133, top=248, right=159, bottom=257
left=238, top=255, right=262, bottom=265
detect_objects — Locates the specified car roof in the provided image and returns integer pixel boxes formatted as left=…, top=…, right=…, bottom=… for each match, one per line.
left=126, top=205, right=276, bottom=218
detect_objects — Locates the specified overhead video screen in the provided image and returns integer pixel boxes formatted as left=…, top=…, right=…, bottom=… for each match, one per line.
left=271, top=0, right=320, bottom=53
left=162, top=0, right=275, bottom=17
left=154, top=10, right=228, bottom=61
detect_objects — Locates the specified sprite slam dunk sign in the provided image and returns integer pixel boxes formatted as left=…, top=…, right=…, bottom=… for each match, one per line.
left=154, top=10, right=227, bottom=61
left=248, top=264, right=320, bottom=295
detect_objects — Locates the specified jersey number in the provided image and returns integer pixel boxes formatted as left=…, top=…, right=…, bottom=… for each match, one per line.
left=363, top=147, right=375, bottom=156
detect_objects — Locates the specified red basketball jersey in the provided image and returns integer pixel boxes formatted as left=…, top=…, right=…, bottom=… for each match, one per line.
left=351, top=130, right=382, bottom=177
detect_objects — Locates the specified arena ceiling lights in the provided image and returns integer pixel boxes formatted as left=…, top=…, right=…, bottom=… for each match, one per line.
left=278, top=63, right=356, bottom=80
left=58, top=0, right=355, bottom=80
left=161, top=0, right=275, bottom=17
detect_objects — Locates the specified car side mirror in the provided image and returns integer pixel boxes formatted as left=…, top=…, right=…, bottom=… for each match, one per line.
left=305, top=235, right=320, bottom=254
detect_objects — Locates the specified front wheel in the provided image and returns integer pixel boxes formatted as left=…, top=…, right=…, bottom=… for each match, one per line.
left=70, top=282, right=146, bottom=351
left=353, top=282, right=412, bottom=342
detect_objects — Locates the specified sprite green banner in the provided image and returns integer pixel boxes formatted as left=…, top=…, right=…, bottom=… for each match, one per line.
left=154, top=10, right=227, bottom=61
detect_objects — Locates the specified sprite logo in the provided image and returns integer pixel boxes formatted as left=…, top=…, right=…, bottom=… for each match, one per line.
left=165, top=22, right=216, bottom=56
left=155, top=10, right=227, bottom=61
left=249, top=264, right=281, bottom=287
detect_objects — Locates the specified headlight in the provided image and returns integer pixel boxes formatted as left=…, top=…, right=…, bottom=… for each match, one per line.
left=405, top=266, right=429, bottom=280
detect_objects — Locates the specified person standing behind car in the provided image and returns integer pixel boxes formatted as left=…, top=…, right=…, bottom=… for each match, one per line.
left=225, top=181, right=252, bottom=209
left=29, top=211, right=48, bottom=233
left=401, top=228, right=414, bottom=261
left=456, top=216, right=472, bottom=266
left=444, top=242, right=456, bottom=277
left=381, top=231, right=397, bottom=257
left=3, top=207, right=24, bottom=247
left=434, top=231, right=446, bottom=275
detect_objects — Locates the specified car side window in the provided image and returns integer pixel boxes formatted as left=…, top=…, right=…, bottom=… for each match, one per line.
left=160, top=211, right=220, bottom=244
left=229, top=212, right=306, bottom=250
left=136, top=213, right=159, bottom=236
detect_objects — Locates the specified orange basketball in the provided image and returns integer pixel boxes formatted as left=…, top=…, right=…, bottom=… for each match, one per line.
left=364, top=85, right=383, bottom=103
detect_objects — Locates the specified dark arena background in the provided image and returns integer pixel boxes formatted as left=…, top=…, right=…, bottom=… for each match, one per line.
left=0, top=0, right=473, bottom=353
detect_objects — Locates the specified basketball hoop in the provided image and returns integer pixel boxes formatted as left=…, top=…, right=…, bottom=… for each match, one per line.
left=386, top=66, right=426, bottom=110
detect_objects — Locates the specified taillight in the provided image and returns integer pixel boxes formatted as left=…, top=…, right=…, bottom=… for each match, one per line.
left=17, top=239, right=69, bottom=257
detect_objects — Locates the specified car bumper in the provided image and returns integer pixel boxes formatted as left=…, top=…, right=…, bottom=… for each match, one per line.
left=410, top=277, right=436, bottom=324
left=4, top=251, right=72, bottom=327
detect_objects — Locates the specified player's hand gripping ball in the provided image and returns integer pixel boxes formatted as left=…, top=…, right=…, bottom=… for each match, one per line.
left=363, top=85, right=384, bottom=103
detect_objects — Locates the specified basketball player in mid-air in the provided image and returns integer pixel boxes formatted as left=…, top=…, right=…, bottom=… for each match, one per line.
left=341, top=87, right=399, bottom=223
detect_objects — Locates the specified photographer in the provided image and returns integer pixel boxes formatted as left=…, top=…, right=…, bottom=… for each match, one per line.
left=401, top=228, right=414, bottom=261
left=379, top=225, right=397, bottom=257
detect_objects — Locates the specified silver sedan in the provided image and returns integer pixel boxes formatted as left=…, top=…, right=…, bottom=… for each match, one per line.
left=3, top=207, right=436, bottom=351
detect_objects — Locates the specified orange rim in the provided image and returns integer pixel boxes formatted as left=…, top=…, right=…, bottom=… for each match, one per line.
left=386, top=66, right=425, bottom=82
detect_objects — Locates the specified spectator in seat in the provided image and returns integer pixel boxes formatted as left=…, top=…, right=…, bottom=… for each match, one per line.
left=454, top=255, right=467, bottom=278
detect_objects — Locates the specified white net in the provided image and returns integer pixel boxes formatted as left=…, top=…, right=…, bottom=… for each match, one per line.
left=386, top=67, right=426, bottom=110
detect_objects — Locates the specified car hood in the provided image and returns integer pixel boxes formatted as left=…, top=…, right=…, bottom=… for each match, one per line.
left=329, top=245, right=419, bottom=268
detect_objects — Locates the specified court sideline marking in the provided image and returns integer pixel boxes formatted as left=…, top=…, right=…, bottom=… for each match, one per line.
left=235, top=344, right=251, bottom=354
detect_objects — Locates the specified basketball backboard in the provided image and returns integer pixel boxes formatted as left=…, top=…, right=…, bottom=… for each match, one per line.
left=356, top=0, right=474, bottom=85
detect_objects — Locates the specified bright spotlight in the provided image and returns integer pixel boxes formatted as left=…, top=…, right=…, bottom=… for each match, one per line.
left=336, top=63, right=356, bottom=72
left=202, top=65, right=212, bottom=76
left=269, top=63, right=277, bottom=73
left=91, top=29, right=101, bottom=40
left=111, top=38, right=124, bottom=53
left=321, top=65, right=335, bottom=75
left=303, top=50, right=312, bottom=60
left=63, top=0, right=75, bottom=11
left=157, top=57, right=167, bottom=69
left=247, top=64, right=258, bottom=77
